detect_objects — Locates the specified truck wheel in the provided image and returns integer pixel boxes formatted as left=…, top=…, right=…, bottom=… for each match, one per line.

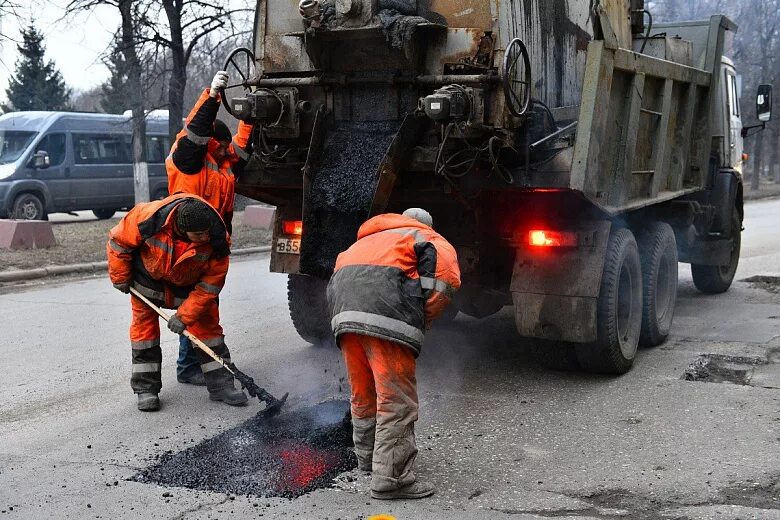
left=287, top=274, right=333, bottom=346
left=637, top=222, right=678, bottom=347
left=576, top=228, right=642, bottom=374
left=92, top=209, right=116, bottom=220
left=530, top=340, right=580, bottom=371
left=691, top=208, right=741, bottom=294
left=12, top=193, right=47, bottom=220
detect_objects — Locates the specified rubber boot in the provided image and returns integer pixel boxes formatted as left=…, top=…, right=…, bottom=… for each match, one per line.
left=371, top=480, right=435, bottom=500
left=352, top=416, right=376, bottom=472
left=204, top=369, right=248, bottom=406
left=137, top=392, right=160, bottom=411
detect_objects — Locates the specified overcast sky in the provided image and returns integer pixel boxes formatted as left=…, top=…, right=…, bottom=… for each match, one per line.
left=0, top=0, right=120, bottom=102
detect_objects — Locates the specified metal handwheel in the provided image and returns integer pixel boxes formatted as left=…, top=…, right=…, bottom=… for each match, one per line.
left=220, top=47, right=257, bottom=118
left=502, top=38, right=532, bottom=118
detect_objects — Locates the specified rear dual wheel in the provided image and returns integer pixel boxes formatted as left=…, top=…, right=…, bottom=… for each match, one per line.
left=539, top=224, right=678, bottom=374
left=576, top=228, right=643, bottom=374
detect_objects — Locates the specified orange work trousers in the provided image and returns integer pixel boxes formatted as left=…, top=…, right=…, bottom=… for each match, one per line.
left=339, top=332, right=419, bottom=492
left=129, top=293, right=227, bottom=394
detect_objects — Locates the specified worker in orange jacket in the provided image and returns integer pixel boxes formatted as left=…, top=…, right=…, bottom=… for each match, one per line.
left=327, top=208, right=461, bottom=500
left=107, top=193, right=247, bottom=411
left=166, top=70, right=255, bottom=386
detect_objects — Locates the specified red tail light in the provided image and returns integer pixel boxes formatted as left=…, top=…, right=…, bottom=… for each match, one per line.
left=282, top=220, right=303, bottom=235
left=528, top=230, right=577, bottom=247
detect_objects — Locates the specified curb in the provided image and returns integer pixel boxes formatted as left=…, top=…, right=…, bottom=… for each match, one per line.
left=0, top=246, right=272, bottom=283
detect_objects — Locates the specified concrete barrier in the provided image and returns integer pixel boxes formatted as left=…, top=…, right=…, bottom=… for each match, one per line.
left=0, top=220, right=57, bottom=250
left=243, top=205, right=276, bottom=229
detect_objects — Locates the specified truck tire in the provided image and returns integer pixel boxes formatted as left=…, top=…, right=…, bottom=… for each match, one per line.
left=287, top=274, right=333, bottom=345
left=12, top=193, right=47, bottom=220
left=93, top=209, right=116, bottom=220
left=576, top=228, right=642, bottom=374
left=637, top=222, right=678, bottom=347
left=530, top=340, right=580, bottom=371
left=691, top=208, right=741, bottom=294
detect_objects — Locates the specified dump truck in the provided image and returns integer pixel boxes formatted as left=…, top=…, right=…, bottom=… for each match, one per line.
left=223, top=0, right=773, bottom=374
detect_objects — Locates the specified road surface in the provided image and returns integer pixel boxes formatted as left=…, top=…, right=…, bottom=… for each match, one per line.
left=1, top=200, right=779, bottom=519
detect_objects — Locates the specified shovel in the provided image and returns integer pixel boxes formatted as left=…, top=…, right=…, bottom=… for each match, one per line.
left=129, top=287, right=288, bottom=416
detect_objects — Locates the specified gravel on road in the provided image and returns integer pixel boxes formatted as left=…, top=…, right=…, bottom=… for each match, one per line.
left=0, top=211, right=271, bottom=272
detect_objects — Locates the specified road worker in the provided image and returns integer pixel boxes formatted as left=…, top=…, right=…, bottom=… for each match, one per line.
left=166, top=70, right=255, bottom=386
left=107, top=193, right=248, bottom=411
left=327, top=208, right=461, bottom=500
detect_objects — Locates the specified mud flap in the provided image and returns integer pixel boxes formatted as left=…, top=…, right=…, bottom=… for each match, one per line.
left=510, top=220, right=612, bottom=343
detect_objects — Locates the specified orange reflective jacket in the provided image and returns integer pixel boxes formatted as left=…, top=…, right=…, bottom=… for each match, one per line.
left=107, top=193, right=230, bottom=325
left=327, top=213, right=461, bottom=355
left=166, top=89, right=254, bottom=230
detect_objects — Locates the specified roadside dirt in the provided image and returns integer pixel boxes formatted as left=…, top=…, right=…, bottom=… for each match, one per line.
left=744, top=179, right=780, bottom=201
left=0, top=211, right=271, bottom=272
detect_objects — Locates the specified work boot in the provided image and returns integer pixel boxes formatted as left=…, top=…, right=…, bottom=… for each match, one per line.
left=137, top=393, right=160, bottom=412
left=204, top=366, right=248, bottom=406
left=209, top=385, right=248, bottom=406
left=371, top=480, right=435, bottom=500
left=177, top=371, right=206, bottom=386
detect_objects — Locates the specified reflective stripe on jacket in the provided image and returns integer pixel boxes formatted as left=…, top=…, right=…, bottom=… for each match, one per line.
left=166, top=89, right=254, bottom=224
left=106, top=193, right=230, bottom=325
left=327, top=213, right=461, bottom=355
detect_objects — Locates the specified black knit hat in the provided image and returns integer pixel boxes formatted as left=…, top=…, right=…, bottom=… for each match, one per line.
left=176, top=199, right=214, bottom=233
left=213, top=119, right=231, bottom=142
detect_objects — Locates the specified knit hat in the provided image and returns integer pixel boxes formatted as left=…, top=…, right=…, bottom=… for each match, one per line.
left=402, top=208, right=433, bottom=228
left=176, top=199, right=214, bottom=233
left=213, top=119, right=231, bottom=142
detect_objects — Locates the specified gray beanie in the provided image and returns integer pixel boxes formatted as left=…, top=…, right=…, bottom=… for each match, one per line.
left=402, top=208, right=433, bottom=228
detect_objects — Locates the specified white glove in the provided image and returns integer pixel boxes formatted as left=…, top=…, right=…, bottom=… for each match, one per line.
left=210, top=71, right=229, bottom=97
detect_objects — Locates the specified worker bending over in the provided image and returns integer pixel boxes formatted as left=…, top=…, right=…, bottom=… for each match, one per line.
left=107, top=194, right=247, bottom=411
left=327, top=208, right=461, bottom=500
left=166, top=70, right=255, bottom=386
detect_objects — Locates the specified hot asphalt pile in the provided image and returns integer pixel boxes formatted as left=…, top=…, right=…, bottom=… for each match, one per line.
left=133, top=400, right=357, bottom=499
left=300, top=121, right=398, bottom=278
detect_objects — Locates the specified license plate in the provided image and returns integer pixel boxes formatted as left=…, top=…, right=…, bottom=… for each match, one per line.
left=276, top=238, right=301, bottom=254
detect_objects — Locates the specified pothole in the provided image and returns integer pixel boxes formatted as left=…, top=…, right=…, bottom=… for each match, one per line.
left=683, top=354, right=766, bottom=385
left=133, top=400, right=356, bottom=498
left=742, top=275, right=780, bottom=294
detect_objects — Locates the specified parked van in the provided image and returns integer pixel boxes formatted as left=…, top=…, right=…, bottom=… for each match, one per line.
left=0, top=111, right=171, bottom=220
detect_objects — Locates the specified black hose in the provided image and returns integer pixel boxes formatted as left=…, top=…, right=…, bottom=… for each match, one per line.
left=640, top=9, right=653, bottom=54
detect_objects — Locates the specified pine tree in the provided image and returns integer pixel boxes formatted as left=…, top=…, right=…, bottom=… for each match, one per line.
left=100, top=36, right=131, bottom=114
left=2, top=24, right=72, bottom=112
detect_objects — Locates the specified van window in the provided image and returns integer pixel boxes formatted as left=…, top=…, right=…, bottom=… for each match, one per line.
left=74, top=133, right=131, bottom=164
left=0, top=130, right=37, bottom=164
left=146, top=135, right=170, bottom=163
left=35, top=133, right=66, bottom=166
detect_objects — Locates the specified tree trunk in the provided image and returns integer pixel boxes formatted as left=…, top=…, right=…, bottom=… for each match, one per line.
left=769, top=128, right=780, bottom=182
left=119, top=0, right=149, bottom=204
left=163, top=0, right=187, bottom=145
left=751, top=129, right=764, bottom=190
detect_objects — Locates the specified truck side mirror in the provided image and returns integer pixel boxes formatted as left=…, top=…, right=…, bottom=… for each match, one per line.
left=31, top=150, right=50, bottom=169
left=757, top=84, right=772, bottom=122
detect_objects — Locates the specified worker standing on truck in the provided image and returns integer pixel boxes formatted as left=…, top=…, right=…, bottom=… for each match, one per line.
left=107, top=193, right=248, bottom=411
left=327, top=208, right=461, bottom=500
left=166, top=70, right=255, bottom=386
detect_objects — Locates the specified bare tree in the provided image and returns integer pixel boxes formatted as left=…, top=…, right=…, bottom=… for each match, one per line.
left=66, top=0, right=150, bottom=203
left=140, top=0, right=253, bottom=143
